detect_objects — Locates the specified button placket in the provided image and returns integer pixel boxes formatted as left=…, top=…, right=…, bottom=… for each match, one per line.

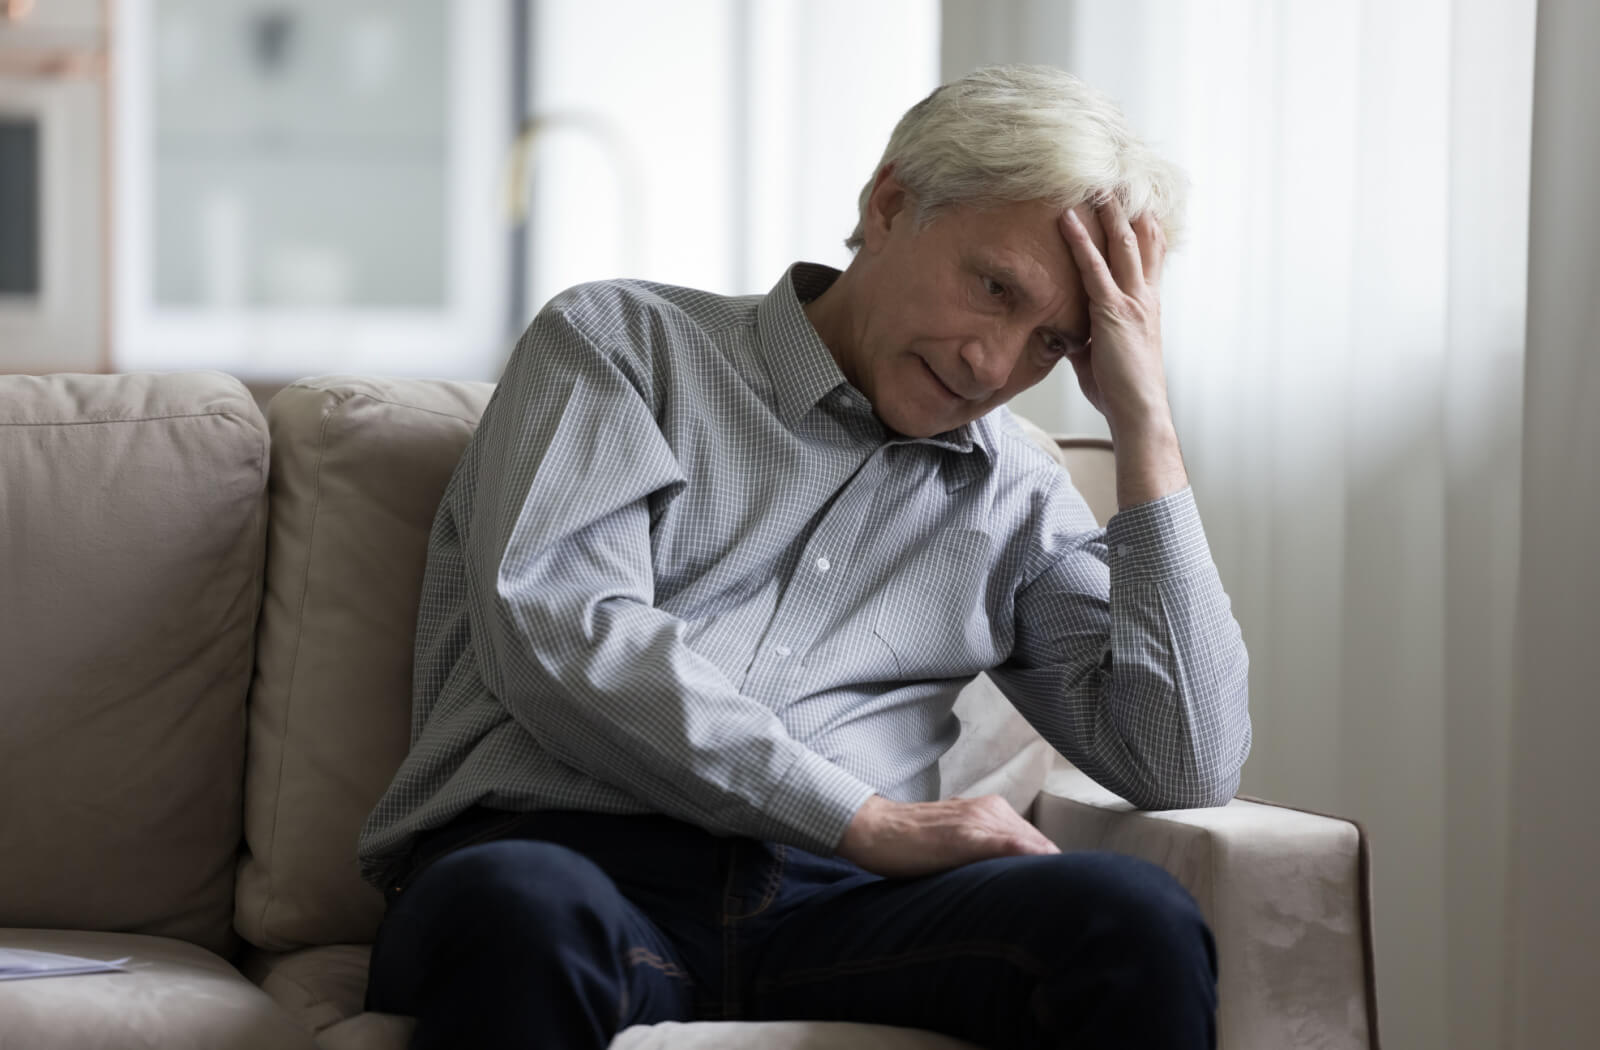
left=753, top=447, right=884, bottom=688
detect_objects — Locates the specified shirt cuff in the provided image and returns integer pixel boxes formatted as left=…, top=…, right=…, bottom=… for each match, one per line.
left=762, top=747, right=879, bottom=855
left=1103, top=486, right=1215, bottom=581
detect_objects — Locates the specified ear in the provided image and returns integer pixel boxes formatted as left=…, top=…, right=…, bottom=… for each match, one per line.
left=862, top=164, right=911, bottom=254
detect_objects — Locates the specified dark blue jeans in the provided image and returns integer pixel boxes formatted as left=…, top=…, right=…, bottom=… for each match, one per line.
left=365, top=807, right=1217, bottom=1049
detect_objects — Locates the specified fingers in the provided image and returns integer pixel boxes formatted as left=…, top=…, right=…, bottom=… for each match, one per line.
left=843, top=795, right=1062, bottom=877
left=1095, top=195, right=1145, bottom=291
left=1007, top=827, right=1062, bottom=856
left=1093, top=196, right=1168, bottom=289
left=974, top=795, right=1060, bottom=857
left=1060, top=199, right=1166, bottom=301
left=1059, top=208, right=1120, bottom=305
left=1134, top=211, right=1165, bottom=286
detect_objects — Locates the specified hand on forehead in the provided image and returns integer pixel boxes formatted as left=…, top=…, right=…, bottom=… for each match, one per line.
left=1064, top=201, right=1110, bottom=256
left=1060, top=197, right=1167, bottom=291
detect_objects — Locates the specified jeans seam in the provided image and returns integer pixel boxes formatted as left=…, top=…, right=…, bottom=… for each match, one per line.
left=752, top=940, right=1046, bottom=993
left=733, top=845, right=787, bottom=920
left=623, top=946, right=694, bottom=983
left=722, top=842, right=789, bottom=1018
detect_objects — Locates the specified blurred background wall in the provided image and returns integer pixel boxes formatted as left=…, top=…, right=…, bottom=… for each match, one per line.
left=0, top=0, right=937, bottom=383
left=5, top=2, right=1597, bottom=1047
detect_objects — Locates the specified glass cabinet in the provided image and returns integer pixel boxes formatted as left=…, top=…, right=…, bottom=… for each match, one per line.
left=114, top=0, right=507, bottom=380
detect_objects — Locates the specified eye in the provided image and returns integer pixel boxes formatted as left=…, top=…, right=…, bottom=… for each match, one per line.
left=981, top=276, right=1007, bottom=299
left=1041, top=332, right=1070, bottom=357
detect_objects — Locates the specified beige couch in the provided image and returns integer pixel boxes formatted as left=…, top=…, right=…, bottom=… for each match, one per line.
left=0, top=370, right=1380, bottom=1049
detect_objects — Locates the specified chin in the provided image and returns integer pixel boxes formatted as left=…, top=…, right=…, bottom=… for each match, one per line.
left=863, top=360, right=957, bottom=437
left=877, top=399, right=964, bottom=439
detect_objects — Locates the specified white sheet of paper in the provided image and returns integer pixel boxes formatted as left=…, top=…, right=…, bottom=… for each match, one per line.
left=0, top=948, right=131, bottom=981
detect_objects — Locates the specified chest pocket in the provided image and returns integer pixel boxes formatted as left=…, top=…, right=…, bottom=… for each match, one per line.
left=871, top=528, right=1001, bottom=680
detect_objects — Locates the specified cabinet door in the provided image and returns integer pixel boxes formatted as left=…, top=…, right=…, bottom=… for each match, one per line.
left=115, top=0, right=508, bottom=380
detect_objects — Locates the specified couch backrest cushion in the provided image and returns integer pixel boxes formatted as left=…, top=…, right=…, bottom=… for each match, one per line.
left=0, top=371, right=268, bottom=957
left=236, top=377, right=491, bottom=950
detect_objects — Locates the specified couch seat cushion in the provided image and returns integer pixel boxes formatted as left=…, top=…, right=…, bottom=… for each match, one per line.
left=0, top=928, right=316, bottom=1049
left=238, top=943, right=373, bottom=1035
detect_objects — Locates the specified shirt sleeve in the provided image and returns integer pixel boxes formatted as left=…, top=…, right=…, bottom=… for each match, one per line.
left=460, top=299, right=876, bottom=853
left=989, top=481, right=1252, bottom=809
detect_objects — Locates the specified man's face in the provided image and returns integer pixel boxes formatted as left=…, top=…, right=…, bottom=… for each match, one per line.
left=845, top=181, right=1101, bottom=439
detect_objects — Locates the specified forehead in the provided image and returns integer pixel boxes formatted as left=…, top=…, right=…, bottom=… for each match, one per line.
left=953, top=199, right=1067, bottom=259
left=943, top=199, right=1082, bottom=303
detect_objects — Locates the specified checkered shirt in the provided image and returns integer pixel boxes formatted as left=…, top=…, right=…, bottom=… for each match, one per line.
left=356, top=263, right=1251, bottom=888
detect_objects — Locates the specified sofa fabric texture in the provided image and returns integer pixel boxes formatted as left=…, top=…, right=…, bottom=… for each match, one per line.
left=0, top=928, right=318, bottom=1050
left=237, top=377, right=494, bottom=951
left=1033, top=763, right=1375, bottom=1049
left=0, top=371, right=268, bottom=959
left=237, top=944, right=375, bottom=1036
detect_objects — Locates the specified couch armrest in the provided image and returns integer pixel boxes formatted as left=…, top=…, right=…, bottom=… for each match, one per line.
left=1029, top=762, right=1379, bottom=1050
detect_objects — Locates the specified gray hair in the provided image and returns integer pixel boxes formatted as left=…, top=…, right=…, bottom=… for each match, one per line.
left=846, top=65, right=1189, bottom=252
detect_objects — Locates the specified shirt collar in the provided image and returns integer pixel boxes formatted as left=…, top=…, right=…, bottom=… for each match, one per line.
left=755, top=262, right=854, bottom=424
left=755, top=262, right=993, bottom=481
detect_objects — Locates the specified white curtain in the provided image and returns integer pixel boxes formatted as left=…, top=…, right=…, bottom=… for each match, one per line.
left=521, top=0, right=938, bottom=324
left=1508, top=0, right=1600, bottom=1044
left=943, top=2, right=1536, bottom=1047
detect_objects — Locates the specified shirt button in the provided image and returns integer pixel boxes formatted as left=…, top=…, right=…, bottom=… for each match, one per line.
left=815, top=556, right=831, bottom=573
left=774, top=644, right=792, bottom=658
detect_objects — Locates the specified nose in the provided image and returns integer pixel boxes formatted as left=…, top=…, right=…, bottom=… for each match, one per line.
left=958, top=330, right=1026, bottom=396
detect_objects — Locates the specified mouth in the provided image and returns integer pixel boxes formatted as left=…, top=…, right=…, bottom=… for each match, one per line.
left=919, top=358, right=966, bottom=403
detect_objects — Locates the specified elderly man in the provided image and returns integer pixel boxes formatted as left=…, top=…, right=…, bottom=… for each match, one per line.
left=359, top=65, right=1250, bottom=1049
